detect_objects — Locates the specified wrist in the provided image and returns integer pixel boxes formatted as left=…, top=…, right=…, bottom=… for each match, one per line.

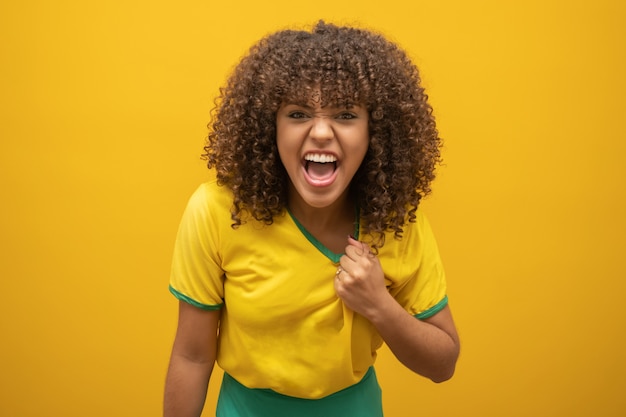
left=362, top=290, right=396, bottom=325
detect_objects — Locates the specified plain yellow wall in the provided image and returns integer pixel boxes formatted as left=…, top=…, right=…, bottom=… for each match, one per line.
left=1, top=1, right=625, bottom=416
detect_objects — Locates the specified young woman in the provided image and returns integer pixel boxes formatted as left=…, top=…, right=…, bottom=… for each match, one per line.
left=164, top=20, right=460, bottom=417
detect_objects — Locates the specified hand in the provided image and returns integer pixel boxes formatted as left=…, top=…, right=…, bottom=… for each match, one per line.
left=334, top=236, right=390, bottom=319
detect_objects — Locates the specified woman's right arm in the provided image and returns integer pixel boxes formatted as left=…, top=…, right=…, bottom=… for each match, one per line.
left=164, top=301, right=221, bottom=417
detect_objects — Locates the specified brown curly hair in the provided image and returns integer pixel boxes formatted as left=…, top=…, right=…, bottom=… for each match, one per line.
left=203, top=20, right=442, bottom=249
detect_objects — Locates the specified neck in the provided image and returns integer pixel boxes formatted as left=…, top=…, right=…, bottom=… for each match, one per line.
left=287, top=192, right=355, bottom=234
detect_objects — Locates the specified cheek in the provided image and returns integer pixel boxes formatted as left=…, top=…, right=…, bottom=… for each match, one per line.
left=275, top=125, right=288, bottom=155
left=276, top=122, right=306, bottom=152
left=354, top=130, right=370, bottom=159
left=276, top=132, right=298, bottom=168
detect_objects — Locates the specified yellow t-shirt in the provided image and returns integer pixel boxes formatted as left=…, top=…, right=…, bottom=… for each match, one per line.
left=169, top=179, right=447, bottom=399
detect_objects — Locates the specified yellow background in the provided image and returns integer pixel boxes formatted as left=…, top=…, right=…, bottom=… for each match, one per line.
left=1, top=0, right=625, bottom=416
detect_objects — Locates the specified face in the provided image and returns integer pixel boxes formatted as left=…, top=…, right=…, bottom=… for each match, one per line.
left=276, top=99, right=369, bottom=210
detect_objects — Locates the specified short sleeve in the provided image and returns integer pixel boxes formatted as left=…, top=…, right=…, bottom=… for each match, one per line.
left=169, top=183, right=224, bottom=310
left=385, top=211, right=448, bottom=320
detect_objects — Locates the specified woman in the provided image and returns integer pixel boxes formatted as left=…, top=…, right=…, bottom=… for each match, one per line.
left=164, top=20, right=460, bottom=417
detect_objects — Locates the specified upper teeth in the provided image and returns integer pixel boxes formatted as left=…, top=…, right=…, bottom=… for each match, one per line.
left=305, top=154, right=337, bottom=163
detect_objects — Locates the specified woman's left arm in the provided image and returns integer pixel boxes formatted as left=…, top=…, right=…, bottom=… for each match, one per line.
left=336, top=237, right=460, bottom=382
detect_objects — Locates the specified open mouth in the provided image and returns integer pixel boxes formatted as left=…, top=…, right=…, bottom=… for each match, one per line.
left=303, top=153, right=338, bottom=184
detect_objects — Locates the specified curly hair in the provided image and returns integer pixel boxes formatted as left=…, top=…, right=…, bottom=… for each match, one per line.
left=203, top=20, right=442, bottom=250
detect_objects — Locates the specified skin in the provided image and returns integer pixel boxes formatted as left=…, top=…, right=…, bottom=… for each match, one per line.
left=164, top=98, right=460, bottom=417
left=275, top=101, right=370, bottom=253
left=336, top=237, right=459, bottom=382
left=164, top=303, right=219, bottom=417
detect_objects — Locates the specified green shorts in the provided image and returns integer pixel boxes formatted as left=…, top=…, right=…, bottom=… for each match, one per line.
left=216, top=367, right=384, bottom=417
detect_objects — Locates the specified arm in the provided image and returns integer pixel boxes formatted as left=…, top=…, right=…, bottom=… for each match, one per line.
left=368, top=300, right=458, bottom=382
left=335, top=237, right=460, bottom=383
left=164, top=301, right=221, bottom=417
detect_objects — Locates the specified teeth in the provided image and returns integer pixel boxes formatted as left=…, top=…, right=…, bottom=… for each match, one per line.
left=304, top=153, right=337, bottom=163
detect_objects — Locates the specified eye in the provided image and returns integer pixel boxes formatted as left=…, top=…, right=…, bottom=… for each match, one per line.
left=288, top=111, right=308, bottom=119
left=336, top=112, right=357, bottom=120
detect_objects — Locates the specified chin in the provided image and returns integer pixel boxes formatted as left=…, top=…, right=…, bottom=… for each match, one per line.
left=303, top=191, right=346, bottom=209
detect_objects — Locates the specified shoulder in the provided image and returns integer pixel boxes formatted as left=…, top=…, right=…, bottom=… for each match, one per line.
left=376, top=208, right=440, bottom=263
left=388, top=209, right=434, bottom=245
left=176, top=179, right=236, bottom=238
left=186, top=178, right=233, bottom=212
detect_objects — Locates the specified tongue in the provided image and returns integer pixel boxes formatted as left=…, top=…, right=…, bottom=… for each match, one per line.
left=306, top=162, right=335, bottom=180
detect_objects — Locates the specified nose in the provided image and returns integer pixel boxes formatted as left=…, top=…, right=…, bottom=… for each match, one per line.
left=309, top=116, right=334, bottom=142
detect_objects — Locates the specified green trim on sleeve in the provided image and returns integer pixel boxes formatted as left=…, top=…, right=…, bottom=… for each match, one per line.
left=414, top=295, right=448, bottom=320
left=168, top=285, right=223, bottom=311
